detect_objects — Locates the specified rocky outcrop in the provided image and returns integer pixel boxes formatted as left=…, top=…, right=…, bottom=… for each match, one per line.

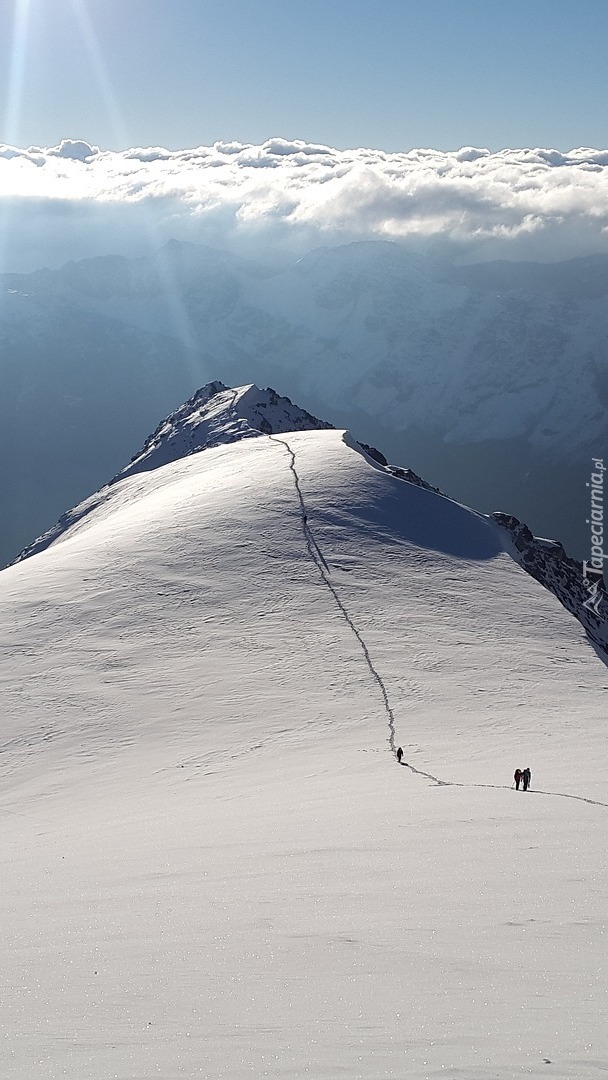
left=492, top=513, right=608, bottom=660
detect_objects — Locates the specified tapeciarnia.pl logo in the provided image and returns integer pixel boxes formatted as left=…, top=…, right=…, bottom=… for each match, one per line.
left=583, top=458, right=606, bottom=615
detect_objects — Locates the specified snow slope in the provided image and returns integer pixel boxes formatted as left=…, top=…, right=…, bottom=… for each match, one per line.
left=1, top=393, right=608, bottom=1079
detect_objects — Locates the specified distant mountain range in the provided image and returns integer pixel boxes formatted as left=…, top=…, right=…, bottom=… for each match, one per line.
left=2, top=239, right=606, bottom=565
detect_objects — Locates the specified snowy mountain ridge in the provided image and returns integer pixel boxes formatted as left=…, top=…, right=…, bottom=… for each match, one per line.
left=12, top=381, right=608, bottom=662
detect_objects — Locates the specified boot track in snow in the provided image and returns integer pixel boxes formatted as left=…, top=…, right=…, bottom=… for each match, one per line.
left=269, top=434, right=401, bottom=760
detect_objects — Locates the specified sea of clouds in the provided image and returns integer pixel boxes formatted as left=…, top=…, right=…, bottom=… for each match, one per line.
left=1, top=137, right=608, bottom=271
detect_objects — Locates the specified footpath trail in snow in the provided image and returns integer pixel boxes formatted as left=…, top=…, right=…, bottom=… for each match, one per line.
left=269, top=434, right=397, bottom=754
left=269, top=434, right=608, bottom=812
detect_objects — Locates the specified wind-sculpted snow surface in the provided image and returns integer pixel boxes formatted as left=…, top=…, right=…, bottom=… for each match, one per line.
left=344, top=435, right=608, bottom=659
left=3, top=385, right=608, bottom=1079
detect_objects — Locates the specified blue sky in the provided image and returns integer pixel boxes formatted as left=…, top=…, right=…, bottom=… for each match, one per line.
left=1, top=0, right=608, bottom=152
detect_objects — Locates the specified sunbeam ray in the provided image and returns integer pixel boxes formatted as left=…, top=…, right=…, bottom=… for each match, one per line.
left=3, top=0, right=31, bottom=146
left=1, top=0, right=33, bottom=273
left=65, top=0, right=200, bottom=379
left=67, top=0, right=130, bottom=149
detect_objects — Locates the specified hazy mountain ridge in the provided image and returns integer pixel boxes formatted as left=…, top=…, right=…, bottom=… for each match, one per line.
left=1, top=239, right=605, bottom=563
left=3, top=239, right=606, bottom=452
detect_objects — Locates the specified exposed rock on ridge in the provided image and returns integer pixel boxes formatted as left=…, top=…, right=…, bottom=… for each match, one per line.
left=119, top=381, right=334, bottom=480
left=492, top=513, right=608, bottom=661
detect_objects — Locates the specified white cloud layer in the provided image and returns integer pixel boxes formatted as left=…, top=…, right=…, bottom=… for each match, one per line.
left=1, top=138, right=608, bottom=270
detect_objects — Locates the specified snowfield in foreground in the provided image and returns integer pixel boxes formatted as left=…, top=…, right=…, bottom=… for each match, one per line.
left=1, top=415, right=607, bottom=1079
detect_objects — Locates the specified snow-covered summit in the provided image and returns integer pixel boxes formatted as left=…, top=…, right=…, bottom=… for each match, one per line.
left=120, top=381, right=333, bottom=479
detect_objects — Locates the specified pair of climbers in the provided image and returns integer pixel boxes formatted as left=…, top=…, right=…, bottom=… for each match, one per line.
left=396, top=749, right=533, bottom=791
left=514, top=767, right=531, bottom=791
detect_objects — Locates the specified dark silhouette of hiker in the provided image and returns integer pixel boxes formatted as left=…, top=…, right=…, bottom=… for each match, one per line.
left=522, top=767, right=531, bottom=791
left=514, top=768, right=522, bottom=790
left=397, top=747, right=403, bottom=764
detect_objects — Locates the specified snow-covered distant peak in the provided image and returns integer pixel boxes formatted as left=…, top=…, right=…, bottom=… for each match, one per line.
left=120, top=381, right=333, bottom=479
